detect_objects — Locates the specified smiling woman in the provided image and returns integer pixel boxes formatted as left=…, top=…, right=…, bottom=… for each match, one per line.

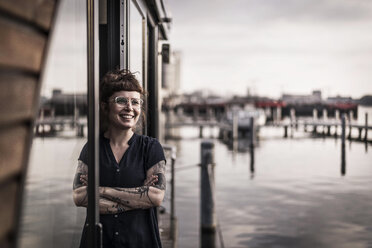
left=100, top=69, right=146, bottom=133
left=73, top=69, right=166, bottom=248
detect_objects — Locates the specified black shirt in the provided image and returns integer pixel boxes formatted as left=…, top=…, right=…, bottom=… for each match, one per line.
left=78, top=133, right=166, bottom=248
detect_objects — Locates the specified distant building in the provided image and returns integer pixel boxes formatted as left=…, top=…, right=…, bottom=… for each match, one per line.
left=359, top=95, right=372, bottom=106
left=162, top=51, right=181, bottom=96
left=41, top=89, right=87, bottom=116
left=281, top=90, right=322, bottom=105
left=326, top=95, right=355, bottom=104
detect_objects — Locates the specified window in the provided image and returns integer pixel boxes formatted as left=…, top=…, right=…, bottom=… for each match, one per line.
left=19, top=0, right=87, bottom=247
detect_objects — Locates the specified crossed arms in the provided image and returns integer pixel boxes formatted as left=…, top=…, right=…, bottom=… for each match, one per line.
left=72, top=160, right=166, bottom=214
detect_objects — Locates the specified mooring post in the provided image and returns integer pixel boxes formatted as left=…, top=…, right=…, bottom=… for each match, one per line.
left=199, top=126, right=204, bottom=138
left=341, top=114, right=346, bottom=175
left=327, top=126, right=331, bottom=136
left=200, top=141, right=216, bottom=233
left=169, top=146, right=177, bottom=242
left=364, top=113, right=368, bottom=142
left=249, top=117, right=255, bottom=147
left=290, top=108, right=295, bottom=135
left=284, top=125, right=288, bottom=138
left=232, top=111, right=238, bottom=140
left=358, top=128, right=362, bottom=140
left=249, top=117, right=255, bottom=174
left=200, top=141, right=216, bottom=248
left=313, top=108, right=318, bottom=121
left=334, top=125, right=338, bottom=137
left=313, top=125, right=318, bottom=135
left=335, top=110, right=340, bottom=121
left=323, top=109, right=328, bottom=121
left=347, top=118, right=352, bottom=139
left=77, top=124, right=84, bottom=137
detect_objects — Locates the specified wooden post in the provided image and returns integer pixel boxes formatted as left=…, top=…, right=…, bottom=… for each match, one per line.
left=323, top=109, right=328, bottom=121
left=77, top=124, right=84, bottom=137
left=276, top=106, right=282, bottom=124
left=322, top=125, right=326, bottom=136
left=165, top=110, right=171, bottom=139
left=313, top=109, right=318, bottom=121
left=249, top=117, right=255, bottom=147
left=347, top=118, right=352, bottom=140
left=249, top=117, right=255, bottom=174
left=313, top=125, right=318, bottom=135
left=232, top=111, right=238, bottom=140
left=327, top=126, right=331, bottom=136
left=290, top=108, right=295, bottom=136
left=335, top=110, right=340, bottom=121
left=364, top=113, right=368, bottom=142
left=284, top=125, right=288, bottom=138
left=170, top=146, right=177, bottom=243
left=193, top=107, right=198, bottom=121
left=199, top=126, right=204, bottom=138
left=334, top=125, right=338, bottom=137
left=341, top=114, right=346, bottom=175
left=358, top=128, right=362, bottom=140
left=200, top=141, right=216, bottom=233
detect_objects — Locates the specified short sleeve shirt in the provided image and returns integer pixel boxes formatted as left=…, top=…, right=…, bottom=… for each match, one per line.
left=78, top=133, right=166, bottom=248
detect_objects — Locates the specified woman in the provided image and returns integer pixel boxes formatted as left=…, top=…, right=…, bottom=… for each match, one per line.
left=73, top=69, right=166, bottom=248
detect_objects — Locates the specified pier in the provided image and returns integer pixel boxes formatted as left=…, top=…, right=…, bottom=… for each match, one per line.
left=272, top=114, right=371, bottom=143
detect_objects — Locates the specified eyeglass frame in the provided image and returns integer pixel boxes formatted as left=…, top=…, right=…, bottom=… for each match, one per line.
left=110, top=96, right=144, bottom=109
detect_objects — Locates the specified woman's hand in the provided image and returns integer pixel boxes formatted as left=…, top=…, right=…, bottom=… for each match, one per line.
left=80, top=174, right=88, bottom=186
left=144, top=175, right=158, bottom=186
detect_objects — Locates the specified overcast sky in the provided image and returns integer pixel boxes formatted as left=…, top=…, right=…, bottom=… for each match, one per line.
left=166, top=0, right=372, bottom=98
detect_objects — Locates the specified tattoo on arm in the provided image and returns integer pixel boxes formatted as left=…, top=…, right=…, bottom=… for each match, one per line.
left=73, top=160, right=88, bottom=190
left=99, top=197, right=128, bottom=214
left=148, top=160, right=166, bottom=191
left=100, top=185, right=157, bottom=209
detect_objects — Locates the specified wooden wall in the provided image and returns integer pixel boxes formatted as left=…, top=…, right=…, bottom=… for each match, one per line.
left=0, top=0, right=58, bottom=247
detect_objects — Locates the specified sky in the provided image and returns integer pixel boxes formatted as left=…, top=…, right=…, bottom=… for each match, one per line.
left=166, top=0, right=372, bottom=98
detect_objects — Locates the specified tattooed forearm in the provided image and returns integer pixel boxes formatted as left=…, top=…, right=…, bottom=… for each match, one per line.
left=98, top=160, right=167, bottom=209
left=73, top=186, right=88, bottom=206
left=100, top=183, right=163, bottom=209
left=99, top=197, right=129, bottom=214
left=148, top=160, right=166, bottom=191
left=73, top=160, right=88, bottom=190
left=73, top=160, right=89, bottom=206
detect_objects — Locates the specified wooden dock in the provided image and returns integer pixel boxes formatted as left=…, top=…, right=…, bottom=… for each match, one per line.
left=159, top=211, right=177, bottom=248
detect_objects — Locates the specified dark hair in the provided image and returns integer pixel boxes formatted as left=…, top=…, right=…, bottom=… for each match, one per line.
left=100, top=69, right=146, bottom=131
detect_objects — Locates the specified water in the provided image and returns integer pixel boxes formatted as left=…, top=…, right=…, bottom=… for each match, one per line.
left=18, top=136, right=86, bottom=248
left=19, top=127, right=372, bottom=248
left=167, top=126, right=372, bottom=248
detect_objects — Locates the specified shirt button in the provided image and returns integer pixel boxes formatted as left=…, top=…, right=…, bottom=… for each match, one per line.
left=116, top=169, right=120, bottom=172
left=114, top=215, right=118, bottom=218
left=115, top=232, right=119, bottom=235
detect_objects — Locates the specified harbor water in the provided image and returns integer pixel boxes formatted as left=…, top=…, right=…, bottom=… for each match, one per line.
left=19, top=126, right=372, bottom=248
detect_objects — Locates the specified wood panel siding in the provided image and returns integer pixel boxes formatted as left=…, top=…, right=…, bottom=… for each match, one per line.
left=0, top=0, right=55, bottom=31
left=0, top=181, right=18, bottom=242
left=0, top=17, right=46, bottom=73
left=0, top=73, right=37, bottom=124
left=0, top=0, right=58, bottom=247
left=0, top=125, right=28, bottom=183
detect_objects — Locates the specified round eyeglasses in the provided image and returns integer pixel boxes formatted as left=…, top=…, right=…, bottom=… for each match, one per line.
left=112, top=96, right=143, bottom=109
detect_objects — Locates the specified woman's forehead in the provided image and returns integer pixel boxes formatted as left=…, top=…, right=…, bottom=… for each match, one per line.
left=112, top=91, right=140, bottom=98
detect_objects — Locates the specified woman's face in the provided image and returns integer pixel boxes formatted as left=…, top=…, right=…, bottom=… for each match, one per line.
left=105, top=91, right=142, bottom=130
